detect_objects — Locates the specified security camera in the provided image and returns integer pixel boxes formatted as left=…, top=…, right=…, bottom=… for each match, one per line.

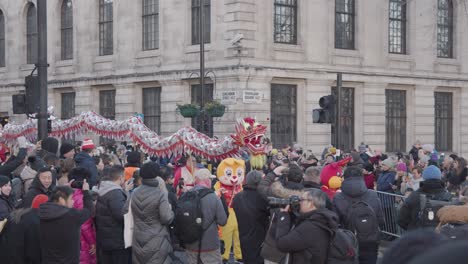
left=230, top=33, right=244, bottom=46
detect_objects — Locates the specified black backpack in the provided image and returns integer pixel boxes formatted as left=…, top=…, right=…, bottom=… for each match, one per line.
left=345, top=198, right=380, bottom=243
left=174, top=188, right=214, bottom=245
left=317, top=223, right=359, bottom=264
left=418, top=194, right=452, bottom=228
left=439, top=223, right=468, bottom=241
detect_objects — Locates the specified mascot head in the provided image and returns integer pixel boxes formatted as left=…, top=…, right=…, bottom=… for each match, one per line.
left=320, top=164, right=343, bottom=191
left=216, top=158, right=245, bottom=186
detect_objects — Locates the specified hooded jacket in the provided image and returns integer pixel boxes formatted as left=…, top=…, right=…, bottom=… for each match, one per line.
left=0, top=148, right=27, bottom=177
left=0, top=193, right=14, bottom=220
left=333, top=176, right=385, bottom=229
left=39, top=191, right=94, bottom=264
left=72, top=189, right=96, bottom=264
left=398, top=179, right=453, bottom=230
left=0, top=208, right=42, bottom=264
left=94, top=180, right=127, bottom=251
left=232, top=185, right=269, bottom=264
left=21, top=174, right=54, bottom=209
left=437, top=204, right=468, bottom=227
left=377, top=170, right=396, bottom=193
left=130, top=178, right=174, bottom=264
left=273, top=209, right=339, bottom=264
left=75, top=152, right=98, bottom=188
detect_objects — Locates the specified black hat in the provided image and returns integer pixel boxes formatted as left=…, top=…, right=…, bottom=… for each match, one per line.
left=140, top=162, right=160, bottom=179
left=68, top=167, right=91, bottom=189
left=60, top=143, right=75, bottom=157
left=126, top=152, right=141, bottom=166
left=41, top=137, right=59, bottom=155
left=0, top=175, right=10, bottom=188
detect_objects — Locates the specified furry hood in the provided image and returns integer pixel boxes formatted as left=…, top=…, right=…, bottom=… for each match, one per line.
left=270, top=181, right=303, bottom=199
left=437, top=204, right=468, bottom=225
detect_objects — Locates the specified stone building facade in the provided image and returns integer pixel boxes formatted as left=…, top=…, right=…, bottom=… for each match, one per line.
left=0, top=0, right=467, bottom=155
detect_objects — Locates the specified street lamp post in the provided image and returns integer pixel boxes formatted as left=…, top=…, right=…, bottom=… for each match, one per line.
left=37, top=0, right=48, bottom=140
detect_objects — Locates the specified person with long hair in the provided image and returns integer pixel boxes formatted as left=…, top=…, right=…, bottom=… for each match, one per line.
left=447, top=157, right=468, bottom=193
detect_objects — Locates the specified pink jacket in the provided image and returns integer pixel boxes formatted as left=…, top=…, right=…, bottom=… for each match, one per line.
left=73, top=189, right=97, bottom=264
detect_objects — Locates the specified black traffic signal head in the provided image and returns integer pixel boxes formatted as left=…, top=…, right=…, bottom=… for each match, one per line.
left=25, top=75, right=40, bottom=114
left=313, top=95, right=335, bottom=124
left=0, top=116, right=9, bottom=127
left=319, top=95, right=334, bottom=109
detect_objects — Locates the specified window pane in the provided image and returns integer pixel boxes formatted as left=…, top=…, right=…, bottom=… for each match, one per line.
left=0, top=10, right=5, bottom=67
left=99, top=0, right=113, bottom=55
left=142, top=87, right=161, bottom=134
left=142, top=0, right=159, bottom=50
left=191, top=84, right=214, bottom=137
left=61, top=0, right=73, bottom=60
left=335, top=0, right=355, bottom=49
left=274, top=0, right=297, bottom=44
left=437, top=0, right=453, bottom=58
left=389, top=0, right=407, bottom=54
left=386, top=90, right=407, bottom=152
left=61, top=92, right=76, bottom=119
left=99, top=90, right=116, bottom=119
left=27, top=4, right=38, bottom=64
left=191, top=0, right=210, bottom=45
left=271, top=84, right=297, bottom=148
left=331, top=87, right=355, bottom=151
left=435, top=92, right=453, bottom=151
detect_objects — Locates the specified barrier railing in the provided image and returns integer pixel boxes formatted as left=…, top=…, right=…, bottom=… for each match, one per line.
left=369, top=190, right=407, bottom=238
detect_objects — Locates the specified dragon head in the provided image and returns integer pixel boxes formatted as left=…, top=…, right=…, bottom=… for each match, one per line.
left=231, top=117, right=267, bottom=155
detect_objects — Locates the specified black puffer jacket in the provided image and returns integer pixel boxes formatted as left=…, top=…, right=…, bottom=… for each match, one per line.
left=21, top=175, right=54, bottom=209
left=272, top=209, right=338, bottom=264
left=0, top=148, right=27, bottom=177
left=0, top=193, right=14, bottom=220
left=398, top=179, right=453, bottom=230
left=333, top=176, right=385, bottom=228
left=233, top=186, right=269, bottom=264
left=95, top=181, right=127, bottom=251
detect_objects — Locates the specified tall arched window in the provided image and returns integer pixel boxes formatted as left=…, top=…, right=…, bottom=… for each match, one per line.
left=26, top=4, right=38, bottom=64
left=437, top=0, right=454, bottom=58
left=335, top=0, right=355, bottom=49
left=0, top=10, right=5, bottom=67
left=99, top=0, right=113, bottom=56
left=389, top=0, right=407, bottom=54
left=61, top=0, right=73, bottom=60
left=142, top=0, right=159, bottom=50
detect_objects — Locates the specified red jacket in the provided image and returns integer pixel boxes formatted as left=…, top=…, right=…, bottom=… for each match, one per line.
left=73, top=189, right=96, bottom=264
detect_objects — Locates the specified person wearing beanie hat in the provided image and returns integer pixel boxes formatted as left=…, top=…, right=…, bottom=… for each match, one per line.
left=124, top=151, right=141, bottom=181
left=60, top=142, right=75, bottom=159
left=0, top=175, right=14, bottom=220
left=232, top=170, right=269, bottom=264
left=39, top=137, right=59, bottom=158
left=377, top=158, right=397, bottom=194
left=128, top=161, right=174, bottom=264
left=75, top=138, right=98, bottom=188
left=333, top=166, right=385, bottom=264
left=0, top=193, right=49, bottom=263
left=398, top=166, right=452, bottom=231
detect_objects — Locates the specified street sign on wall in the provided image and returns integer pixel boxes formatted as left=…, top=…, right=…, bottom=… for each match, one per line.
left=243, top=90, right=262, bottom=104
left=219, top=91, right=237, bottom=105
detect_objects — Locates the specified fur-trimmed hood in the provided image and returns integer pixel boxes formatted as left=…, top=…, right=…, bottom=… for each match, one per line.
left=437, top=204, right=468, bottom=225
left=270, top=181, right=303, bottom=199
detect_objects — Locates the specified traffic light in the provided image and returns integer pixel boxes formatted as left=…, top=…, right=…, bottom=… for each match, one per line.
left=0, top=116, right=9, bottom=127
left=12, top=94, right=26, bottom=114
left=312, top=95, right=335, bottom=124
left=25, top=75, right=40, bottom=114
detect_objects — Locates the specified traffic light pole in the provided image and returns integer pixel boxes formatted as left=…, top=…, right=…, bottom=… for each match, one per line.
left=336, top=73, right=342, bottom=151
left=37, top=0, right=48, bottom=140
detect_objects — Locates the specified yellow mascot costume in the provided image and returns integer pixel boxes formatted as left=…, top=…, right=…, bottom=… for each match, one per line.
left=215, top=158, right=245, bottom=262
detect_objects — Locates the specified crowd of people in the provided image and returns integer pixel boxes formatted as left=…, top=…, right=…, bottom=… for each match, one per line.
left=0, top=137, right=467, bottom=264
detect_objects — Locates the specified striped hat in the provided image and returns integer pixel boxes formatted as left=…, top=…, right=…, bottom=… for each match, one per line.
left=81, top=138, right=95, bottom=150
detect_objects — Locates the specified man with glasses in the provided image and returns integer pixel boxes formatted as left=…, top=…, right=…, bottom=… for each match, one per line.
left=271, top=188, right=338, bottom=264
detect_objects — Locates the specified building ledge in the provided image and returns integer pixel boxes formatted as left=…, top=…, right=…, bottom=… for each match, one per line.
left=185, top=44, right=212, bottom=54
left=136, top=49, right=160, bottom=59
left=434, top=57, right=460, bottom=73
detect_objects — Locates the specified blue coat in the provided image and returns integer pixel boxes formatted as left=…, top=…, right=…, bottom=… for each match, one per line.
left=75, top=152, right=98, bottom=188
left=377, top=171, right=396, bottom=193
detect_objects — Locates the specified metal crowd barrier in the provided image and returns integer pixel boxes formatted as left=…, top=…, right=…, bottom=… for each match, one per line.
left=369, top=190, right=407, bottom=238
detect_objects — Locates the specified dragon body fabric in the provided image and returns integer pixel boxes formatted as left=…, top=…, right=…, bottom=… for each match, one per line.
left=214, top=158, right=245, bottom=261
left=0, top=112, right=267, bottom=162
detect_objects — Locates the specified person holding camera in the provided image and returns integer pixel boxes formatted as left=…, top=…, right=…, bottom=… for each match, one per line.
left=272, top=188, right=338, bottom=264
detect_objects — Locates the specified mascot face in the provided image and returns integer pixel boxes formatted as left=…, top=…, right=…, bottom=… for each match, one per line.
left=217, top=158, right=245, bottom=186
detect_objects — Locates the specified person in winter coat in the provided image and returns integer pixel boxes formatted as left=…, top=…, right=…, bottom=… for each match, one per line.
left=75, top=138, right=98, bottom=188
left=409, top=140, right=422, bottom=164
left=398, top=166, right=453, bottom=230
left=0, top=194, right=49, bottom=264
left=232, top=170, right=269, bottom=264
left=184, top=168, right=228, bottom=264
left=436, top=186, right=468, bottom=240
left=272, top=188, right=338, bottom=264
left=0, top=175, right=14, bottom=220
left=60, top=142, right=76, bottom=159
left=130, top=162, right=174, bottom=264
left=363, top=163, right=376, bottom=190
left=123, top=151, right=141, bottom=181
left=446, top=157, right=468, bottom=193
left=0, top=137, right=28, bottom=177
left=303, top=166, right=322, bottom=189
left=333, top=166, right=385, bottom=264
left=69, top=167, right=97, bottom=264
left=21, top=167, right=54, bottom=208
left=39, top=184, right=94, bottom=264
left=95, top=165, right=133, bottom=264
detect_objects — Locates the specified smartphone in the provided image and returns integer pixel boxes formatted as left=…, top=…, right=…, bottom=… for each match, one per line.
left=127, top=178, right=134, bottom=185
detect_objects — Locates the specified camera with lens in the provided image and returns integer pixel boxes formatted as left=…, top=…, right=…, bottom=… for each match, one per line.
left=268, top=195, right=301, bottom=212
